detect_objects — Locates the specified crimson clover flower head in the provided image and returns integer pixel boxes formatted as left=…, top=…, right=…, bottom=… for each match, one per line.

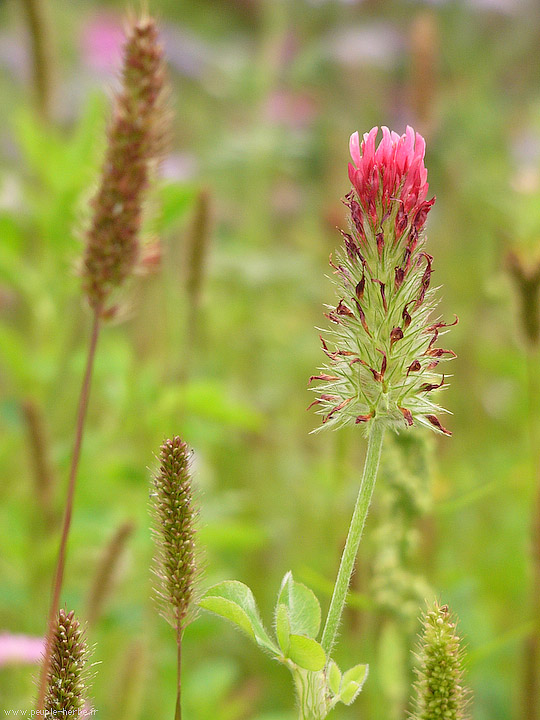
left=310, top=126, right=456, bottom=436
left=348, top=126, right=432, bottom=231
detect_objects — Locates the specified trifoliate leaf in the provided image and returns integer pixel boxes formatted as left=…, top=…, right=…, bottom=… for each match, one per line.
left=275, top=603, right=290, bottom=654
left=287, top=635, right=326, bottom=672
left=199, top=581, right=278, bottom=654
left=277, top=571, right=321, bottom=639
left=327, top=660, right=342, bottom=696
left=339, top=664, right=369, bottom=705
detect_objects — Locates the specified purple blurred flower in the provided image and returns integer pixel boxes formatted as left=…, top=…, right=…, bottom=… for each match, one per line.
left=328, top=23, right=403, bottom=68
left=264, top=89, right=318, bottom=129
left=0, top=633, right=44, bottom=667
left=81, top=12, right=124, bottom=73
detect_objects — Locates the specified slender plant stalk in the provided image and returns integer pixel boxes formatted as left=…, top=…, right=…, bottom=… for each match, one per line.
left=175, top=624, right=182, bottom=720
left=36, top=309, right=101, bottom=712
left=507, top=253, right=540, bottom=720
left=20, top=0, right=55, bottom=120
left=522, top=345, right=540, bottom=720
left=86, top=520, right=135, bottom=627
left=22, top=398, right=56, bottom=530
left=321, top=421, right=385, bottom=656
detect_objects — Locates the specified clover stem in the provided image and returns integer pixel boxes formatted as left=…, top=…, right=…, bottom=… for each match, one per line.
left=321, top=420, right=385, bottom=657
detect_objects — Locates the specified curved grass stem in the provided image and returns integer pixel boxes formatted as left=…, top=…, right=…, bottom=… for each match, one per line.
left=36, top=309, right=101, bottom=712
left=321, top=421, right=385, bottom=658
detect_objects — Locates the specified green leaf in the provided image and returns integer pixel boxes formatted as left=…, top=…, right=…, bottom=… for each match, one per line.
left=277, top=571, right=321, bottom=639
left=199, top=581, right=278, bottom=654
left=199, top=596, right=255, bottom=639
left=287, top=635, right=326, bottom=672
left=275, top=603, right=290, bottom=654
left=327, top=660, right=341, bottom=696
left=339, top=664, right=369, bottom=705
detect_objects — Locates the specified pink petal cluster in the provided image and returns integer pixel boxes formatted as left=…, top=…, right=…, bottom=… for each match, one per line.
left=348, top=126, right=434, bottom=230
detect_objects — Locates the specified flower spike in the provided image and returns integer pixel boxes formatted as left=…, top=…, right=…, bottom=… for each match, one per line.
left=82, top=16, right=168, bottom=314
left=43, top=610, right=89, bottom=716
left=311, top=126, right=455, bottom=435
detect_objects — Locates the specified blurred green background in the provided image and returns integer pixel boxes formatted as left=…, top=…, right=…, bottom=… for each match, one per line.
left=2, top=0, right=540, bottom=718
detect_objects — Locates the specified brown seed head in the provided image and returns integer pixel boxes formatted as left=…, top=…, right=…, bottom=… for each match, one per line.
left=82, top=16, right=168, bottom=313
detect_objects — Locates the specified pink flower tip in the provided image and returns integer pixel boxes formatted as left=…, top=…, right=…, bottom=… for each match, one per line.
left=348, top=125, right=433, bottom=231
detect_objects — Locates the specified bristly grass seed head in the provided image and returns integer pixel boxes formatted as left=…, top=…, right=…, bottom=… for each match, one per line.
left=310, top=126, right=456, bottom=436
left=44, top=609, right=89, bottom=716
left=411, top=602, right=469, bottom=720
left=151, top=436, right=198, bottom=629
left=82, top=14, right=168, bottom=315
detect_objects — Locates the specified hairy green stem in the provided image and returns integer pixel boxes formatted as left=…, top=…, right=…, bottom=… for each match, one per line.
left=321, top=421, right=385, bottom=657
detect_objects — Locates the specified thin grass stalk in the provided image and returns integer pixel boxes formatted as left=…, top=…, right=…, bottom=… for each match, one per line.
left=185, top=188, right=211, bottom=357
left=86, top=520, right=135, bottom=627
left=20, top=0, right=55, bottom=120
left=22, top=398, right=56, bottom=530
left=109, top=639, right=147, bottom=720
left=507, top=252, right=540, bottom=719
left=408, top=10, right=439, bottom=137
left=521, top=345, right=540, bottom=720
left=321, top=420, right=385, bottom=657
left=36, top=308, right=101, bottom=712
left=175, top=623, right=182, bottom=720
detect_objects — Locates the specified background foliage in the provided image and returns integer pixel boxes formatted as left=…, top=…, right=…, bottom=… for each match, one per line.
left=1, top=0, right=540, bottom=718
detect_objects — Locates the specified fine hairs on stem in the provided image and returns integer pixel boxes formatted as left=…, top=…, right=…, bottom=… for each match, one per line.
left=321, top=420, right=385, bottom=656
left=35, top=15, right=168, bottom=712
left=151, top=437, right=198, bottom=720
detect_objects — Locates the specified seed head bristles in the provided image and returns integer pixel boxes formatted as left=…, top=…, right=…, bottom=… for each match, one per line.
left=151, top=437, right=198, bottom=628
left=43, top=609, right=89, bottom=716
left=411, top=603, right=470, bottom=720
left=82, top=15, right=168, bottom=314
left=310, top=126, right=456, bottom=436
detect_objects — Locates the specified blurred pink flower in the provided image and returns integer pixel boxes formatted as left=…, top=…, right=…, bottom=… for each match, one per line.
left=265, top=89, right=317, bottom=129
left=81, top=13, right=125, bottom=72
left=348, top=126, right=434, bottom=230
left=0, top=632, right=44, bottom=667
